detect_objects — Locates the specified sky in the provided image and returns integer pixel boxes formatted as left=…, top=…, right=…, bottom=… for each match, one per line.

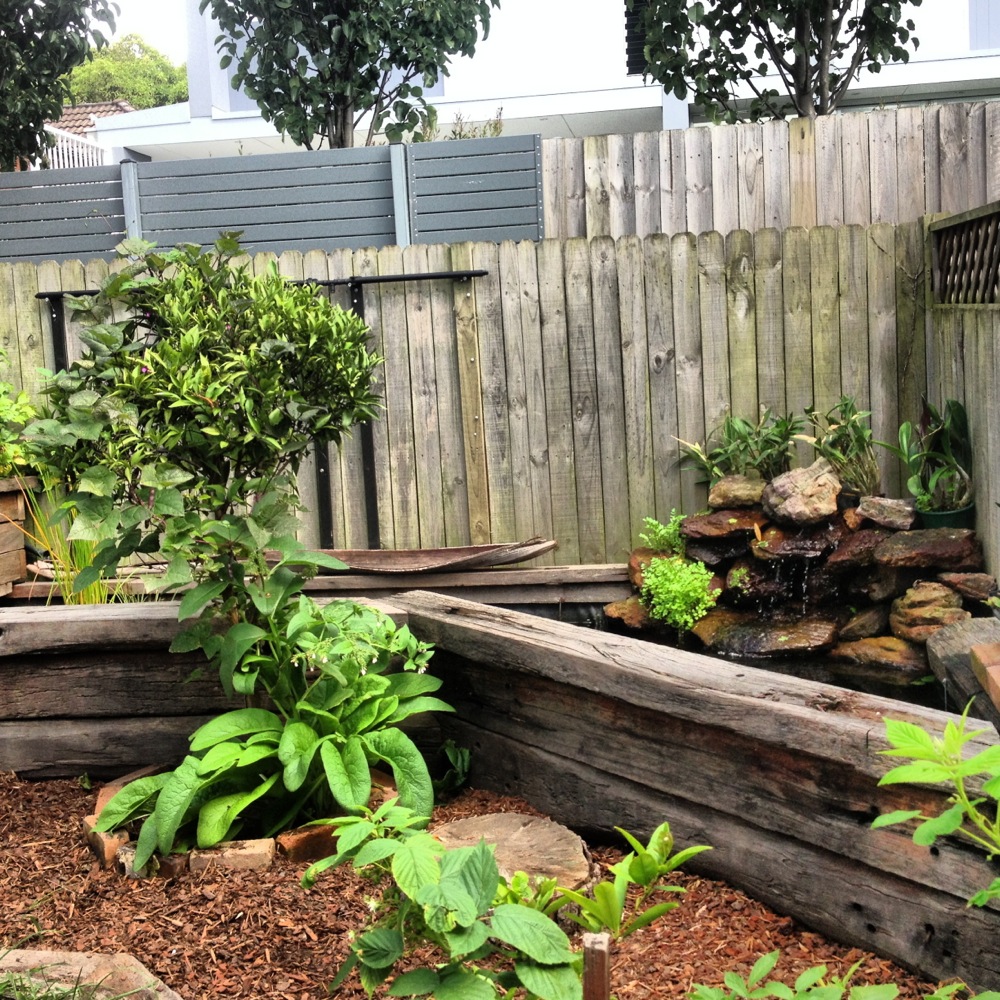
left=107, top=0, right=189, bottom=65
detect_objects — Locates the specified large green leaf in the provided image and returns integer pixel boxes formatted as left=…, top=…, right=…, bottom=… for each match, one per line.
left=94, top=772, right=171, bottom=832
left=386, top=968, right=441, bottom=996
left=196, top=773, right=280, bottom=847
left=178, top=580, right=229, bottom=620
left=356, top=927, right=404, bottom=970
left=320, top=737, right=372, bottom=810
left=433, top=968, right=498, bottom=1000
left=218, top=622, right=267, bottom=694
left=438, top=840, right=498, bottom=918
left=513, top=960, right=582, bottom=1000
left=151, top=756, right=205, bottom=856
left=277, top=721, right=320, bottom=792
left=390, top=833, right=442, bottom=900
left=363, top=728, right=434, bottom=819
left=489, top=905, right=576, bottom=965
left=189, top=708, right=283, bottom=751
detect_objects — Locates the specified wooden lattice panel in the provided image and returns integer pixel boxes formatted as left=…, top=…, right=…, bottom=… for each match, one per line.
left=932, top=207, right=1000, bottom=304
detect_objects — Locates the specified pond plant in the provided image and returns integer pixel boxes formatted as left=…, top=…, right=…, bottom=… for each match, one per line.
left=22, top=234, right=452, bottom=869
left=677, top=408, right=803, bottom=484
left=640, top=555, right=720, bottom=633
left=799, top=396, right=881, bottom=497
left=880, top=399, right=974, bottom=514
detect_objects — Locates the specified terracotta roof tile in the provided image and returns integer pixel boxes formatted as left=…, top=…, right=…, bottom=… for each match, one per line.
left=49, top=101, right=136, bottom=136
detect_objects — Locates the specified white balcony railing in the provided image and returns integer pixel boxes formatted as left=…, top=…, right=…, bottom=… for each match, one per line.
left=41, top=126, right=110, bottom=169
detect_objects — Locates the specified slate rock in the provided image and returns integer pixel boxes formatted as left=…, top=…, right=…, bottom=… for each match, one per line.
left=680, top=508, right=768, bottom=540
left=854, top=496, right=918, bottom=531
left=825, top=527, right=892, bottom=569
left=838, top=605, right=891, bottom=641
left=875, top=528, right=984, bottom=571
left=890, top=581, right=972, bottom=643
left=936, top=571, right=997, bottom=603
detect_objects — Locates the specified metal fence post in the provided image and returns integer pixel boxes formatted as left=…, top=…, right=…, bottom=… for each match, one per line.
left=120, top=159, right=143, bottom=241
left=389, top=144, right=412, bottom=248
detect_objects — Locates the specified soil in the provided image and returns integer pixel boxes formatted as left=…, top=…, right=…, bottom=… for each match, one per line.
left=0, top=771, right=939, bottom=1000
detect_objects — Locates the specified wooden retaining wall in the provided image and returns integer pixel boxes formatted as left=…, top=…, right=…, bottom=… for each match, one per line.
left=392, top=591, right=1000, bottom=992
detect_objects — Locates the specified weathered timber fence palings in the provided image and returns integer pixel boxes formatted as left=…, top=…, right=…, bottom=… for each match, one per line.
left=0, top=225, right=928, bottom=564
left=542, top=101, right=1000, bottom=240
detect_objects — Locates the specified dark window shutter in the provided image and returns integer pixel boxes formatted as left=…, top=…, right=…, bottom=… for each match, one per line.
left=625, top=0, right=649, bottom=76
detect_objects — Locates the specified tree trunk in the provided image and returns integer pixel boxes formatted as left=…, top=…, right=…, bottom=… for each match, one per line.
left=330, top=100, right=354, bottom=149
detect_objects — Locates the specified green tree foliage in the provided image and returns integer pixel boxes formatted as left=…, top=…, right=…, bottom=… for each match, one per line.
left=0, top=0, right=117, bottom=169
left=630, top=0, right=922, bottom=122
left=66, top=34, right=187, bottom=109
left=197, top=0, right=499, bottom=148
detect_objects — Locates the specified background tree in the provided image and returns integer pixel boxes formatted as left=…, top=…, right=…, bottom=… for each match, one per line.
left=198, top=0, right=499, bottom=148
left=66, top=34, right=187, bottom=110
left=0, top=0, right=117, bottom=169
left=630, top=0, right=922, bottom=122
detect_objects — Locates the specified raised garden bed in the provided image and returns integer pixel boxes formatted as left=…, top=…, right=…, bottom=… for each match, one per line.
left=1, top=595, right=998, bottom=992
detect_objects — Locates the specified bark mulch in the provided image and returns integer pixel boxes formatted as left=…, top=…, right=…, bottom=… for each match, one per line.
left=0, top=772, right=939, bottom=1000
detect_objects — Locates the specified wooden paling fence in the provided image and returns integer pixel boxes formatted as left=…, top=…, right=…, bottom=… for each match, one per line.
left=542, top=101, right=1000, bottom=240
left=0, top=223, right=931, bottom=566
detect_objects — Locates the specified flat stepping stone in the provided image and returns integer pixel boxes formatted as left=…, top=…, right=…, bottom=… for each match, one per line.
left=0, top=950, right=182, bottom=999
left=432, top=812, right=592, bottom=889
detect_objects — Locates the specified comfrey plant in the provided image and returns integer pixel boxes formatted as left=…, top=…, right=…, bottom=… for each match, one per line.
left=26, top=234, right=450, bottom=862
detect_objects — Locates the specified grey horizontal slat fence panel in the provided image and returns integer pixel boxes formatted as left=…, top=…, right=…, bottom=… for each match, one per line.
left=0, top=165, right=125, bottom=264
left=408, top=135, right=543, bottom=244
left=135, top=147, right=397, bottom=254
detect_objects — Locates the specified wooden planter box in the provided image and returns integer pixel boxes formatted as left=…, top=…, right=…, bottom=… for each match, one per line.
left=0, top=476, right=34, bottom=596
left=2, top=594, right=998, bottom=991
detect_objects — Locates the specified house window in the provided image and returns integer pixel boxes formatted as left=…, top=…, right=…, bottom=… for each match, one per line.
left=970, top=0, right=1000, bottom=49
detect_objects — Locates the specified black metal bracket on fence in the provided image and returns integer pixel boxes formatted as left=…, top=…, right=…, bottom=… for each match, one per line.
left=35, top=289, right=97, bottom=374
left=297, top=270, right=487, bottom=551
left=37, top=268, right=489, bottom=552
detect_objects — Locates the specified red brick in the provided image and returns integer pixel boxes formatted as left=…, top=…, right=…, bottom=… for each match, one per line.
left=81, top=813, right=129, bottom=868
left=190, top=838, right=275, bottom=872
left=970, top=642, right=1000, bottom=715
left=276, top=824, right=338, bottom=863
left=95, top=763, right=167, bottom=816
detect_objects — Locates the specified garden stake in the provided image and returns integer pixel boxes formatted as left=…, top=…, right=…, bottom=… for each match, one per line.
left=583, top=932, right=611, bottom=1000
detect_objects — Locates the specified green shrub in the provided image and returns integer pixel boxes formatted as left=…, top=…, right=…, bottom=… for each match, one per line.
left=640, top=555, right=720, bottom=632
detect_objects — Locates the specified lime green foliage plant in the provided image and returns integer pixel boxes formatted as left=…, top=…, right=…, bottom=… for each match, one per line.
left=687, top=949, right=978, bottom=1000
left=872, top=706, right=1000, bottom=907
left=881, top=399, right=973, bottom=513
left=0, top=351, right=36, bottom=477
left=96, top=601, right=446, bottom=872
left=678, top=408, right=803, bottom=484
left=640, top=556, right=720, bottom=632
left=304, top=806, right=707, bottom=998
left=799, top=396, right=881, bottom=495
left=638, top=511, right=686, bottom=556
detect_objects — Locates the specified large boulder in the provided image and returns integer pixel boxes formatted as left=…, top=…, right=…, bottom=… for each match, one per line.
left=762, top=459, right=840, bottom=526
